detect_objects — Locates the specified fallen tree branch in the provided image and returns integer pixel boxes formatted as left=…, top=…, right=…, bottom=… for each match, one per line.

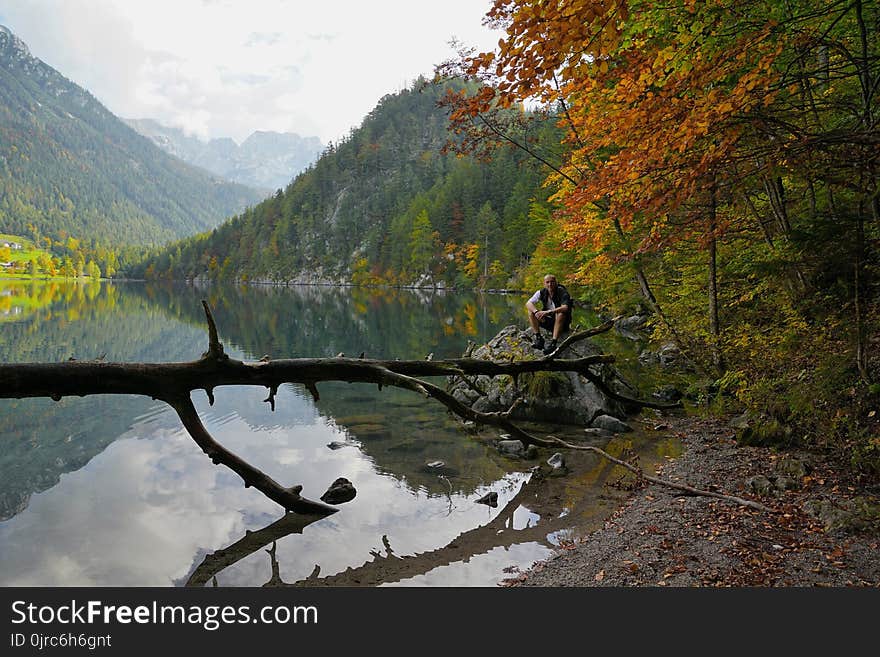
left=0, top=353, right=619, bottom=400
left=542, top=317, right=620, bottom=358
left=166, top=395, right=338, bottom=516
left=546, top=436, right=772, bottom=513
left=0, top=301, right=756, bottom=518
left=580, top=369, right=680, bottom=411
left=201, top=300, right=227, bottom=361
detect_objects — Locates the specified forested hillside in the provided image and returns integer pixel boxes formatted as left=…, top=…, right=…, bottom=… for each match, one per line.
left=134, top=79, right=557, bottom=289
left=0, top=26, right=264, bottom=249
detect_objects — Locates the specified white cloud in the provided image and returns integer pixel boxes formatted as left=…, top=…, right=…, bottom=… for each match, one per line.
left=0, top=0, right=502, bottom=143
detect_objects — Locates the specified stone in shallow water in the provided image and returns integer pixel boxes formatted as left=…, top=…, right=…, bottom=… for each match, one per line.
left=320, top=478, right=357, bottom=505
left=421, top=461, right=459, bottom=476
left=591, top=414, right=632, bottom=433
left=497, top=439, right=538, bottom=460
left=498, top=439, right=526, bottom=456
left=547, top=452, right=568, bottom=477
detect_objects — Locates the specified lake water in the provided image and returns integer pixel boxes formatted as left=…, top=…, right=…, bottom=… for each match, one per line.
left=0, top=279, right=679, bottom=586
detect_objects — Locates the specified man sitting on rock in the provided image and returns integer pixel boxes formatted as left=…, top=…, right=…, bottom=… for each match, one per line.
left=525, top=274, right=573, bottom=355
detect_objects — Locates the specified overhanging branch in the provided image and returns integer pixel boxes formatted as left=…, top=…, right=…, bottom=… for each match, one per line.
left=166, top=394, right=338, bottom=516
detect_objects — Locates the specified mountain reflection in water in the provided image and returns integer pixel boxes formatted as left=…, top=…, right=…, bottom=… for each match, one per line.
left=0, top=280, right=679, bottom=586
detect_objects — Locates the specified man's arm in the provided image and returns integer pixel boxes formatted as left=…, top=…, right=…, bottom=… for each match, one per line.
left=551, top=292, right=571, bottom=316
left=526, top=291, right=541, bottom=316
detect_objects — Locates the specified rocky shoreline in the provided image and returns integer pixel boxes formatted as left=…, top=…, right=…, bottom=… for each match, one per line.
left=506, top=413, right=880, bottom=587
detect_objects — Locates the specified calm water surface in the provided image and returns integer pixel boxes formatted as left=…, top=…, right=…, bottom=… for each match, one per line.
left=0, top=280, right=679, bottom=586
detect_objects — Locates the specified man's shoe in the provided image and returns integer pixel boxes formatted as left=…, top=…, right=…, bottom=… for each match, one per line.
left=532, top=333, right=545, bottom=350
left=542, top=339, right=558, bottom=355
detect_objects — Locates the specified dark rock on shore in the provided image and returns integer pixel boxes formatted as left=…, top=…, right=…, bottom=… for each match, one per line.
left=652, top=385, right=684, bottom=403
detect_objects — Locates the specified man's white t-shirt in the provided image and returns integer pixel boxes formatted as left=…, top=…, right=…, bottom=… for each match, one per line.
left=528, top=290, right=555, bottom=309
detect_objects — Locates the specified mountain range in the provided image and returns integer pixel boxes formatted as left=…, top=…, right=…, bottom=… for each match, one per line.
left=0, top=25, right=265, bottom=247
left=124, top=118, right=323, bottom=192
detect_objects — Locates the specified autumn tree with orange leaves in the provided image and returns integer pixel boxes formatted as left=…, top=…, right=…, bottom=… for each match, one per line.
left=440, top=0, right=879, bottom=469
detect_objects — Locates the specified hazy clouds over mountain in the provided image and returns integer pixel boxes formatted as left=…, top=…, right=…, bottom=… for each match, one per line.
left=125, top=118, right=323, bottom=192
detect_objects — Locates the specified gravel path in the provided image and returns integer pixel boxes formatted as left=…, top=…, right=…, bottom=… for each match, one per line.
left=508, top=414, right=880, bottom=587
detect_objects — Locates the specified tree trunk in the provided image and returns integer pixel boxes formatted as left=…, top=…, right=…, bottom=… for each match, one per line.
left=708, top=183, right=723, bottom=372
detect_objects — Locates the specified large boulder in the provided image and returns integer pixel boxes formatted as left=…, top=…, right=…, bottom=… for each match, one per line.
left=447, top=325, right=632, bottom=426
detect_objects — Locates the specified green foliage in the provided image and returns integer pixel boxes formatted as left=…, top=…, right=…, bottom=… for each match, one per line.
left=407, top=210, right=438, bottom=275
left=0, top=232, right=136, bottom=280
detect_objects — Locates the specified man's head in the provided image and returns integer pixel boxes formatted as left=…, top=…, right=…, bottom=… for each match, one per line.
left=543, top=274, right=558, bottom=294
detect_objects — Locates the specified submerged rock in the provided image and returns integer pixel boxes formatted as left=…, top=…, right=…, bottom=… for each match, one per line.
left=591, top=414, right=632, bottom=434
left=421, top=461, right=459, bottom=476
left=497, top=439, right=537, bottom=459
left=320, top=477, right=357, bottom=505
left=547, top=452, right=568, bottom=476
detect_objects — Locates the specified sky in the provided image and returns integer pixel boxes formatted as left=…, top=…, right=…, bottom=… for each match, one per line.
left=0, top=0, right=502, bottom=145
